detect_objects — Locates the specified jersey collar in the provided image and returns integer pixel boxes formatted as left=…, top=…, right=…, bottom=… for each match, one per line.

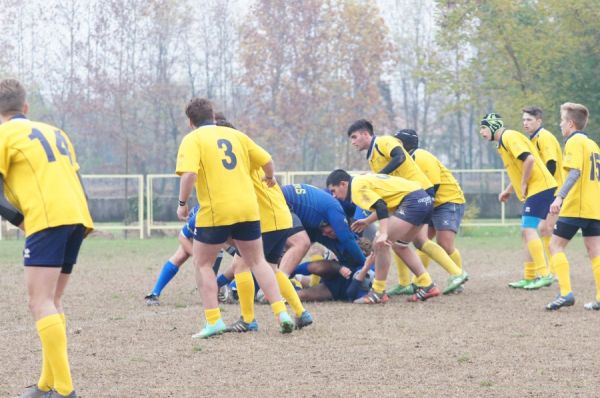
left=529, top=126, right=543, bottom=140
left=346, top=178, right=353, bottom=203
left=8, top=114, right=27, bottom=120
left=366, top=136, right=376, bottom=160
left=565, top=130, right=587, bottom=143
left=196, top=120, right=216, bottom=128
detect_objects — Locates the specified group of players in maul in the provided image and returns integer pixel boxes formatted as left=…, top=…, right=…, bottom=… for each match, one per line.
left=1, top=77, right=599, bottom=398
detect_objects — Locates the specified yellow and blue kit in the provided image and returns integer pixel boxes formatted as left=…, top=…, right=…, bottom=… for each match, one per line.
left=529, top=127, right=564, bottom=187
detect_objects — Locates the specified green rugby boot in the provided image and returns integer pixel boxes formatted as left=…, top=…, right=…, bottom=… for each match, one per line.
left=508, top=279, right=534, bottom=289
left=387, top=283, right=415, bottom=296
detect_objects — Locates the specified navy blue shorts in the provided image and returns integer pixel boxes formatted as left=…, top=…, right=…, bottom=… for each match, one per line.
left=523, top=188, right=555, bottom=219
left=554, top=217, right=600, bottom=240
left=262, top=229, right=291, bottom=264
left=194, top=221, right=261, bottom=244
left=393, top=190, right=433, bottom=226
left=430, top=202, right=464, bottom=232
left=323, top=274, right=352, bottom=301
left=24, top=224, right=86, bottom=274
left=287, top=212, right=305, bottom=236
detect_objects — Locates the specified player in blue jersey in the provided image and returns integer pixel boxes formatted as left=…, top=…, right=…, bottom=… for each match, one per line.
left=144, top=205, right=232, bottom=305
left=281, top=183, right=366, bottom=273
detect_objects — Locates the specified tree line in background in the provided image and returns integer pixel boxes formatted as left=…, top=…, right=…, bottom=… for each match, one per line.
left=0, top=0, right=598, bottom=174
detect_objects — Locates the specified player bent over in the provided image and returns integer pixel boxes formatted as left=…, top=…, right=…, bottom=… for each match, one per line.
left=327, top=170, right=447, bottom=303
left=479, top=113, right=557, bottom=290
left=0, top=78, right=93, bottom=398
left=545, top=103, right=600, bottom=310
left=176, top=98, right=293, bottom=338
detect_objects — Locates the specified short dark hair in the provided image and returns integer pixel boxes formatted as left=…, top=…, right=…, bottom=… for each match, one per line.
left=0, top=78, right=26, bottom=116
left=326, top=169, right=352, bottom=186
left=522, top=106, right=543, bottom=119
left=347, top=119, right=373, bottom=136
left=185, top=98, right=214, bottom=127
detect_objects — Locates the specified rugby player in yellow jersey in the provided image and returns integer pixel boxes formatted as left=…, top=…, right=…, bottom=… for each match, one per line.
left=395, top=129, right=467, bottom=291
left=0, top=79, right=93, bottom=398
left=545, top=103, right=600, bottom=310
left=522, top=106, right=564, bottom=269
left=327, top=170, right=441, bottom=303
left=479, top=113, right=558, bottom=291
left=203, top=116, right=312, bottom=333
left=347, top=119, right=468, bottom=295
left=176, top=98, right=294, bottom=338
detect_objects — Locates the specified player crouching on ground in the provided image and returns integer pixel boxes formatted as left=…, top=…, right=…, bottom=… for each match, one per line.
left=327, top=170, right=446, bottom=303
left=545, top=103, right=600, bottom=311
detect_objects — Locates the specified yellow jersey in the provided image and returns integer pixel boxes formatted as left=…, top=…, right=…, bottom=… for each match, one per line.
left=530, top=127, right=564, bottom=187
left=412, top=149, right=465, bottom=207
left=176, top=125, right=271, bottom=227
left=0, top=116, right=93, bottom=237
left=367, top=135, right=433, bottom=190
left=560, top=132, right=600, bottom=220
left=497, top=129, right=557, bottom=201
left=250, top=167, right=292, bottom=233
left=351, top=174, right=422, bottom=212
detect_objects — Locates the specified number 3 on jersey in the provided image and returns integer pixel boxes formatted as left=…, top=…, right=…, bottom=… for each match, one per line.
left=217, top=139, right=237, bottom=170
left=29, top=128, right=73, bottom=164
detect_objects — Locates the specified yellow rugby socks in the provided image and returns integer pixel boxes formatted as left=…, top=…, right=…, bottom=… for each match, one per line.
left=372, top=279, right=386, bottom=295
left=416, top=249, right=431, bottom=269
left=36, top=314, right=73, bottom=396
left=204, top=308, right=222, bottom=325
left=551, top=253, right=571, bottom=296
left=421, top=240, right=461, bottom=276
left=414, top=272, right=433, bottom=288
left=234, top=272, right=255, bottom=323
left=393, top=253, right=412, bottom=286
left=542, top=236, right=553, bottom=272
left=276, top=271, right=305, bottom=317
left=528, top=239, right=549, bottom=277
left=450, top=249, right=463, bottom=270
left=309, top=274, right=321, bottom=287
left=270, top=300, right=286, bottom=316
left=524, top=261, right=536, bottom=281
left=592, top=256, right=600, bottom=301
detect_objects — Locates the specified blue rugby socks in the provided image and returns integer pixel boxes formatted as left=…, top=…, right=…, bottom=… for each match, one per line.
left=151, top=261, right=179, bottom=296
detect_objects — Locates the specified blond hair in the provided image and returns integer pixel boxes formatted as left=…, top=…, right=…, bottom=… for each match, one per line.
left=0, top=79, right=26, bottom=116
left=561, top=102, right=589, bottom=130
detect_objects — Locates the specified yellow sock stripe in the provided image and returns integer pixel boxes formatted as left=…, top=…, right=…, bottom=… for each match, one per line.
left=204, top=308, right=221, bottom=325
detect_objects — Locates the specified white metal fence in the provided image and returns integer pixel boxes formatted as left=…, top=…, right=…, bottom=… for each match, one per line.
left=1, top=169, right=521, bottom=240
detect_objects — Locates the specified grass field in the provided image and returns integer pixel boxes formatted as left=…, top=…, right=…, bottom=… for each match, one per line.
left=1, top=234, right=597, bottom=397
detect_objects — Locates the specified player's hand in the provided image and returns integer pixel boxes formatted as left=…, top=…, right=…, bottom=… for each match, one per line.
left=263, top=175, right=276, bottom=187
left=177, top=204, right=189, bottom=221
left=351, top=219, right=368, bottom=233
left=374, top=232, right=390, bottom=250
left=550, top=196, right=563, bottom=215
left=521, top=182, right=528, bottom=199
left=498, top=190, right=511, bottom=203
left=339, top=266, right=352, bottom=279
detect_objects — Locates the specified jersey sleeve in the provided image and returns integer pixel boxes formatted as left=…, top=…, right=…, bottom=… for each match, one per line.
left=505, top=132, right=530, bottom=159
left=176, top=134, right=201, bottom=175
left=539, top=134, right=559, bottom=163
left=563, top=138, right=584, bottom=171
